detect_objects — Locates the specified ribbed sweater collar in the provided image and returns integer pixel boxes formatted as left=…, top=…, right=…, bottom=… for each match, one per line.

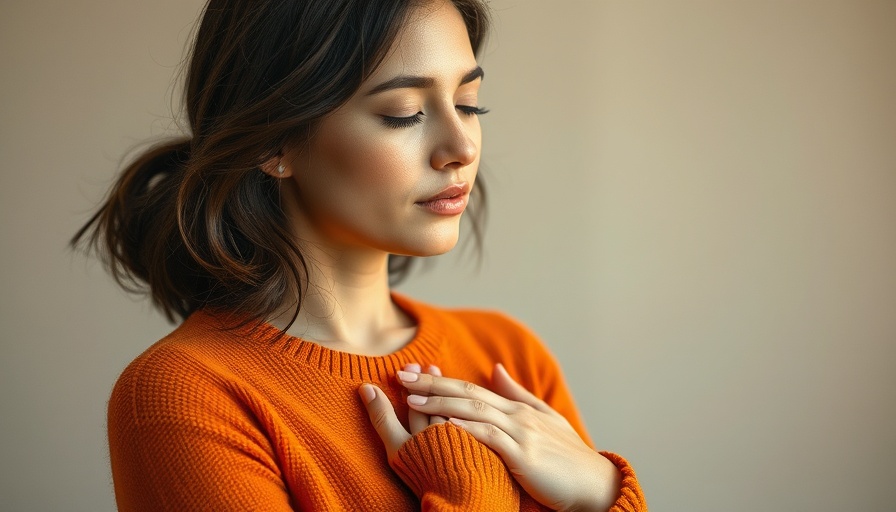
left=190, top=292, right=446, bottom=383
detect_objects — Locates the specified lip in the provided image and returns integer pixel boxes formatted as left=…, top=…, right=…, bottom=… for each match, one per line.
left=416, top=182, right=470, bottom=204
left=415, top=182, right=471, bottom=216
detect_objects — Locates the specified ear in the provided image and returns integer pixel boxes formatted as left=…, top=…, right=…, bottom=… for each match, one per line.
left=259, top=154, right=293, bottom=178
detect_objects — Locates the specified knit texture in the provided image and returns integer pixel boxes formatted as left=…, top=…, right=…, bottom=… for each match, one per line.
left=108, top=292, right=646, bottom=511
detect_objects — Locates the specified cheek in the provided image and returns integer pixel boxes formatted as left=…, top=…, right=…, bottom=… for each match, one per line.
left=317, top=120, right=421, bottom=194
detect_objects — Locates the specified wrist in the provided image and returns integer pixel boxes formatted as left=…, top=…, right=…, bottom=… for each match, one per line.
left=390, top=422, right=520, bottom=508
left=563, top=452, right=622, bottom=512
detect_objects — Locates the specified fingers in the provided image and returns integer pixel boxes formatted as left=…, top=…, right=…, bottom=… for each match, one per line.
left=358, top=384, right=409, bottom=459
left=491, top=363, right=555, bottom=415
left=426, top=365, right=448, bottom=425
left=406, top=363, right=448, bottom=430
left=404, top=364, right=430, bottom=435
left=396, top=369, right=518, bottom=414
left=405, top=393, right=517, bottom=434
left=448, top=418, right=518, bottom=463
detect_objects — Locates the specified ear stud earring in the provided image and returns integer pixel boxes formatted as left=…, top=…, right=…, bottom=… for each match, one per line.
left=277, top=163, right=285, bottom=175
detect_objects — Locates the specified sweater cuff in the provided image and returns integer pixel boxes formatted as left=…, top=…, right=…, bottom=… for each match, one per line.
left=599, top=451, right=647, bottom=512
left=392, top=423, right=520, bottom=511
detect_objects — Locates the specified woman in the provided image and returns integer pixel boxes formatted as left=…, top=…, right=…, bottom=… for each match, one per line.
left=73, top=0, right=646, bottom=510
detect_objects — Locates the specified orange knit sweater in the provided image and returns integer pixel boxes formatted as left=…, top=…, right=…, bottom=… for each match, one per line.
left=108, top=293, right=646, bottom=511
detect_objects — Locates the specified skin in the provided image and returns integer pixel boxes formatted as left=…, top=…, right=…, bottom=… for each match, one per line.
left=263, top=0, right=482, bottom=354
left=361, top=363, right=623, bottom=511
left=262, top=0, right=622, bottom=509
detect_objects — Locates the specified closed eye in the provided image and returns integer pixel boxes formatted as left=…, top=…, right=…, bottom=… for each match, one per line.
left=381, top=106, right=489, bottom=129
left=382, top=112, right=424, bottom=129
left=457, top=105, right=489, bottom=117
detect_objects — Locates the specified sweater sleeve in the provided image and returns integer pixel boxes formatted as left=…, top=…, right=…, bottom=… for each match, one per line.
left=390, top=422, right=521, bottom=511
left=502, top=316, right=648, bottom=512
left=107, top=348, right=294, bottom=512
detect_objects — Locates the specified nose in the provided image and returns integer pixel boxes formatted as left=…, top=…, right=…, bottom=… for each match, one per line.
left=429, top=112, right=479, bottom=171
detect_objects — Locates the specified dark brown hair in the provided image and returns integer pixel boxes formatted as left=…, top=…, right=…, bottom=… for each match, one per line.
left=72, top=0, right=491, bottom=327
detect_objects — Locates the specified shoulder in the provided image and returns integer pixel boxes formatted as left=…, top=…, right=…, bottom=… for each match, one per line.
left=396, top=294, right=564, bottom=395
left=445, top=304, right=534, bottom=338
left=443, top=306, right=550, bottom=358
left=400, top=294, right=544, bottom=352
left=396, top=292, right=536, bottom=341
left=441, top=302, right=553, bottom=356
left=398, top=296, right=595, bottom=445
left=108, top=312, right=251, bottom=427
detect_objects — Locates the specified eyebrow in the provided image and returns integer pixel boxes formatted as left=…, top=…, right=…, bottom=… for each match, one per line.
left=365, top=66, right=484, bottom=96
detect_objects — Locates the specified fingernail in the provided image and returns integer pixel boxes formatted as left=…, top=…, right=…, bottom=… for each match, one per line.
left=359, top=384, right=376, bottom=404
left=407, top=394, right=428, bottom=406
left=397, top=371, right=419, bottom=383
left=404, top=363, right=421, bottom=373
left=428, top=365, right=442, bottom=376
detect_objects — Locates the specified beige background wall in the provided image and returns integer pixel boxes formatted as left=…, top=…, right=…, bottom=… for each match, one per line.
left=2, top=1, right=894, bottom=510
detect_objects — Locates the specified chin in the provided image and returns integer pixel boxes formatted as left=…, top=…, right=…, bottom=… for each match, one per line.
left=391, top=230, right=461, bottom=257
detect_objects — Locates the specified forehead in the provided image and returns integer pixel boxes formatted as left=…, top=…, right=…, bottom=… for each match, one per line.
left=366, top=0, right=477, bottom=82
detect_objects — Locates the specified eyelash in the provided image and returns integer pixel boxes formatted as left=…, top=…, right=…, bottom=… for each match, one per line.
left=382, top=105, right=490, bottom=129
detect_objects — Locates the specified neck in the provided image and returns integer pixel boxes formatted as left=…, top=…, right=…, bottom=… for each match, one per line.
left=268, top=241, right=417, bottom=355
left=267, top=179, right=419, bottom=355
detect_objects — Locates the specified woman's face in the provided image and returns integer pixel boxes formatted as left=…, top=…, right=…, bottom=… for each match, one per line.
left=281, top=0, right=483, bottom=258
